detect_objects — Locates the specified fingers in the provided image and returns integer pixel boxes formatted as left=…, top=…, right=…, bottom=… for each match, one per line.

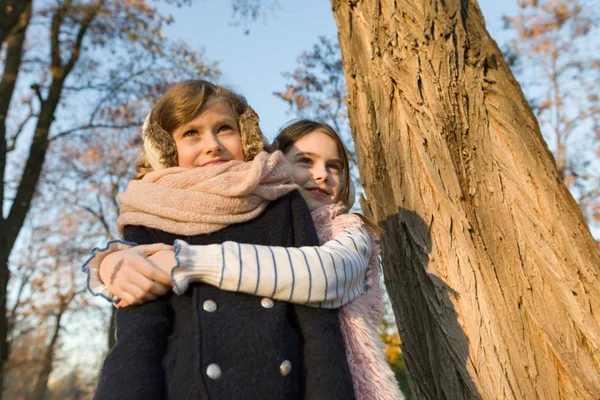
left=119, top=283, right=159, bottom=306
left=130, top=283, right=159, bottom=302
left=143, top=257, right=176, bottom=287
left=135, top=243, right=174, bottom=257
left=107, top=263, right=169, bottom=305
left=100, top=244, right=175, bottom=308
left=118, top=267, right=170, bottom=296
left=139, top=278, right=171, bottom=297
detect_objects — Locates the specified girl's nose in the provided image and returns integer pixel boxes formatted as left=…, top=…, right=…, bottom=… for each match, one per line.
left=203, top=133, right=222, bottom=154
left=313, top=163, right=328, bottom=182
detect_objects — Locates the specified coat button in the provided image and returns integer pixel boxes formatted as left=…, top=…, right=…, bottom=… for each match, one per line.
left=280, top=360, right=292, bottom=376
left=203, top=300, right=217, bottom=312
left=261, top=298, right=274, bottom=309
left=206, top=363, right=222, bottom=380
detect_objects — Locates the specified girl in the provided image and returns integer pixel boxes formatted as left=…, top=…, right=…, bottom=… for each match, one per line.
left=88, top=81, right=355, bottom=399
left=85, top=120, right=403, bottom=399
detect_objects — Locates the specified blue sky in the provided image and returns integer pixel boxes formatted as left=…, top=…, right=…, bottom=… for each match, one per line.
left=155, top=1, right=600, bottom=238
left=158, top=1, right=518, bottom=141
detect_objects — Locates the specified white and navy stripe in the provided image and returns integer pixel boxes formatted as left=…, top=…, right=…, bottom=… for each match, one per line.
left=174, top=226, right=373, bottom=308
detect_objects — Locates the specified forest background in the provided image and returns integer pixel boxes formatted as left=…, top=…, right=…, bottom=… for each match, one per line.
left=1, top=0, right=598, bottom=398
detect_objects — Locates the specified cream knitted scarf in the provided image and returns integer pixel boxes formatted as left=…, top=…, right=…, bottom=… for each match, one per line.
left=117, top=151, right=297, bottom=236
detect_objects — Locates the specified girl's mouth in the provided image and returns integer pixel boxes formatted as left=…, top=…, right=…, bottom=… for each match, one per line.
left=305, top=187, right=331, bottom=199
left=202, top=158, right=228, bottom=167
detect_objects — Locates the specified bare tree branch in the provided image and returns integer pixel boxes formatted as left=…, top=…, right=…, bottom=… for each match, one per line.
left=7, top=97, right=36, bottom=152
left=49, top=122, right=139, bottom=142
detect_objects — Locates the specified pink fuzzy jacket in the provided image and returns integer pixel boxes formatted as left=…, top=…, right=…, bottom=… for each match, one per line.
left=312, top=204, right=405, bottom=400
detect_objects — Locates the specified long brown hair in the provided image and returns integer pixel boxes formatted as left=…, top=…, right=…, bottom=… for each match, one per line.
left=273, top=120, right=351, bottom=205
left=135, top=80, right=265, bottom=179
left=272, top=119, right=380, bottom=234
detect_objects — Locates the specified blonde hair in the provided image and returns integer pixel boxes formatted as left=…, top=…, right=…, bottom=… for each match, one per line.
left=134, top=80, right=266, bottom=179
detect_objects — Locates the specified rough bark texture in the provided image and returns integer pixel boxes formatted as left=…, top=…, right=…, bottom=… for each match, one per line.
left=331, top=1, right=600, bottom=399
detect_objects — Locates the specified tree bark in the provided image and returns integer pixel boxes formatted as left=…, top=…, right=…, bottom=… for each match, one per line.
left=0, top=3, right=32, bottom=393
left=331, top=0, right=600, bottom=399
left=0, top=0, right=32, bottom=47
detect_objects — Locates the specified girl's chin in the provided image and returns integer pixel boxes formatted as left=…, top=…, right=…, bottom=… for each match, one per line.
left=298, top=188, right=335, bottom=211
left=305, top=197, right=334, bottom=212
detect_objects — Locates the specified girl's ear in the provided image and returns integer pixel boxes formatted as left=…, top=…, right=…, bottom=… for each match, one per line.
left=239, top=106, right=267, bottom=160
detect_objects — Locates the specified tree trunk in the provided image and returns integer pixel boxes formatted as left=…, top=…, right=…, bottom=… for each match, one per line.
left=0, top=3, right=32, bottom=393
left=331, top=0, right=600, bottom=399
left=31, top=311, right=64, bottom=400
left=0, top=3, right=100, bottom=393
left=0, top=257, right=6, bottom=399
left=0, top=0, right=32, bottom=47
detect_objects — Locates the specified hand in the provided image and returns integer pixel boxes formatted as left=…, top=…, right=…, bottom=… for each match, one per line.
left=147, top=250, right=178, bottom=276
left=99, top=243, right=174, bottom=307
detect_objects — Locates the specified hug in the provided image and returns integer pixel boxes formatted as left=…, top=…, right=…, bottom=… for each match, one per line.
left=83, top=80, right=403, bottom=399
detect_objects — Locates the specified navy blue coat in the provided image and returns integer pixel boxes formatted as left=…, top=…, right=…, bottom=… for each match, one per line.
left=95, top=191, right=355, bottom=400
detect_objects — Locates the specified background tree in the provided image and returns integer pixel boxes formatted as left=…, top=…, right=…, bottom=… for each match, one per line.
left=0, top=0, right=217, bottom=390
left=3, top=208, right=105, bottom=399
left=0, top=1, right=32, bottom=46
left=504, top=0, right=600, bottom=233
left=230, top=0, right=280, bottom=35
left=48, top=120, right=145, bottom=350
left=274, top=36, right=348, bottom=139
left=330, top=0, right=600, bottom=398
left=4, top=130, right=163, bottom=398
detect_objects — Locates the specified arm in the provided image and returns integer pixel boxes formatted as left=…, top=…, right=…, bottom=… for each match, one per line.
left=172, top=226, right=372, bottom=308
left=94, top=226, right=172, bottom=400
left=82, top=240, right=137, bottom=303
left=85, top=228, right=370, bottom=309
left=82, top=241, right=173, bottom=305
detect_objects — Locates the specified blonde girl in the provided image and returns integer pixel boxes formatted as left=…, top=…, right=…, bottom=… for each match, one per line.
left=87, top=82, right=355, bottom=400
left=87, top=119, right=403, bottom=399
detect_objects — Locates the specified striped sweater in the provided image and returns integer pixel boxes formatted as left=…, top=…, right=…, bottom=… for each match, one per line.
left=84, top=226, right=372, bottom=309
left=172, top=225, right=371, bottom=308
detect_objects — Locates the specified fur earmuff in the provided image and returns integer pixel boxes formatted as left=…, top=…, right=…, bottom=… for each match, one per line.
left=238, top=106, right=267, bottom=161
left=141, top=115, right=177, bottom=170
left=141, top=105, right=267, bottom=171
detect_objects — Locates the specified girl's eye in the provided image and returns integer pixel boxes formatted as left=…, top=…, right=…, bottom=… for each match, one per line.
left=217, top=125, right=233, bottom=133
left=327, top=163, right=342, bottom=171
left=183, top=129, right=198, bottom=137
left=298, top=157, right=312, bottom=165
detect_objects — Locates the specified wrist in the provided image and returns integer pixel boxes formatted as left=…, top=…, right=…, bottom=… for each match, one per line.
left=172, top=240, right=222, bottom=295
left=82, top=239, right=137, bottom=303
left=99, top=253, right=114, bottom=285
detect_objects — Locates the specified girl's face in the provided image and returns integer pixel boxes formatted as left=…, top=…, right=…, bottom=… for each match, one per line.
left=173, top=102, right=244, bottom=168
left=284, top=130, right=344, bottom=212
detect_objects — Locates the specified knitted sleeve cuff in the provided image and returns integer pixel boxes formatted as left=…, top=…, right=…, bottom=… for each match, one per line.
left=81, top=239, right=138, bottom=303
left=171, top=239, right=223, bottom=295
